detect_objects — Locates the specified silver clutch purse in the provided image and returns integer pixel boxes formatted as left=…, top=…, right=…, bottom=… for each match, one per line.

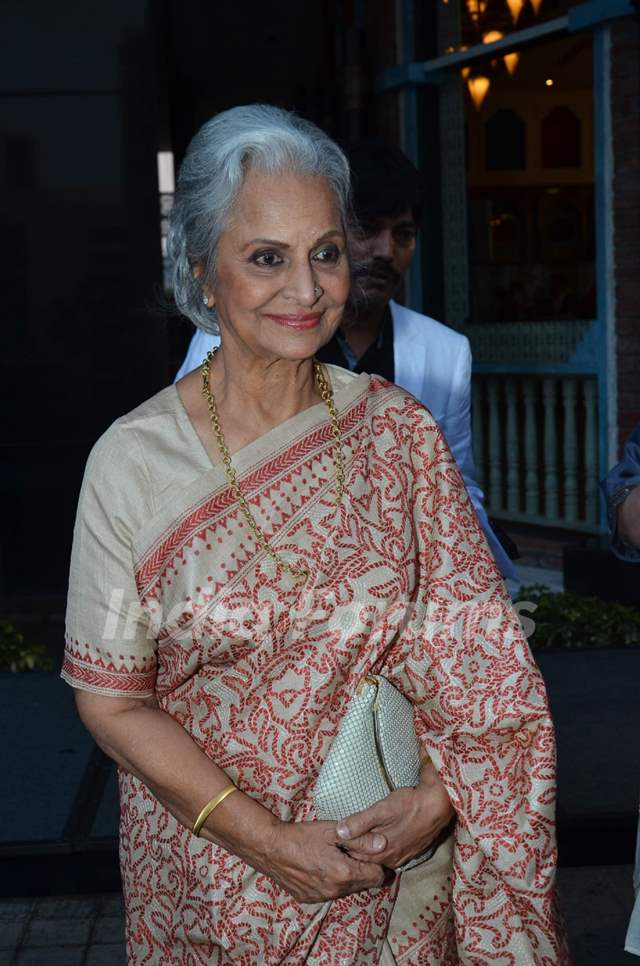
left=314, top=674, right=435, bottom=871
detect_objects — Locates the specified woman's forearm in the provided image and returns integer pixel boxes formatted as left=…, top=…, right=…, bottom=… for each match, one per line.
left=75, top=691, right=280, bottom=871
left=74, top=690, right=387, bottom=903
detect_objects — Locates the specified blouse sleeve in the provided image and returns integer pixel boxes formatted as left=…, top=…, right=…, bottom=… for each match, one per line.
left=61, top=422, right=158, bottom=698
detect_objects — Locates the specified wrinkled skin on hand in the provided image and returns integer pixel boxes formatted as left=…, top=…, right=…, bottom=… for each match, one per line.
left=334, top=762, right=455, bottom=870
left=266, top=818, right=387, bottom=903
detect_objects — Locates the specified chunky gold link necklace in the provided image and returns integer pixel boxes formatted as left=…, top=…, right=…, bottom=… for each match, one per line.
left=201, top=348, right=345, bottom=579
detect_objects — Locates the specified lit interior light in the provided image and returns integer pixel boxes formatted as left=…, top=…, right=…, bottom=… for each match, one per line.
left=157, top=151, right=175, bottom=194
left=461, top=66, right=471, bottom=79
left=545, top=77, right=554, bottom=87
left=465, top=0, right=488, bottom=23
left=482, top=32, right=503, bottom=68
left=467, top=75, right=491, bottom=110
left=530, top=0, right=543, bottom=12
left=504, top=51, right=520, bottom=74
left=506, top=0, right=525, bottom=22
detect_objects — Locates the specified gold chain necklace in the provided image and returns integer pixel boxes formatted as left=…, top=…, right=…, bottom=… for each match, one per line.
left=201, top=348, right=345, bottom=579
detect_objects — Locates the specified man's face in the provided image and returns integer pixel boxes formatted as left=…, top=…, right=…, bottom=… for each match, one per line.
left=349, top=208, right=417, bottom=307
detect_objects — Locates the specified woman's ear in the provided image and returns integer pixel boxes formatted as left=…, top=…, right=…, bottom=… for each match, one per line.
left=192, top=263, right=215, bottom=308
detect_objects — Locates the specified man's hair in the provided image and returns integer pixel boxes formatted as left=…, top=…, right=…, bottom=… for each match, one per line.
left=342, top=139, right=423, bottom=225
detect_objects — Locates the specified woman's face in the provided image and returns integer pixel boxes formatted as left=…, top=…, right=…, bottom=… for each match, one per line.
left=209, top=168, right=350, bottom=362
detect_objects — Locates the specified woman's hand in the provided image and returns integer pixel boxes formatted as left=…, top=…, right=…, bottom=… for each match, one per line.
left=334, top=762, right=455, bottom=870
left=263, top=819, right=388, bottom=903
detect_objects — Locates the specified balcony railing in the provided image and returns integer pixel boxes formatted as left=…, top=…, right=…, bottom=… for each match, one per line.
left=471, top=373, right=600, bottom=531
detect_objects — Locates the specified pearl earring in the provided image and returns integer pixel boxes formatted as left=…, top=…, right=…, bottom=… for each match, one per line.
left=203, top=295, right=209, bottom=306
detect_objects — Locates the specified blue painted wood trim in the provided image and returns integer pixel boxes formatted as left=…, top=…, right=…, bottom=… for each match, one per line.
left=568, top=0, right=635, bottom=32
left=593, top=26, right=614, bottom=533
left=419, top=16, right=568, bottom=76
left=379, top=0, right=634, bottom=91
left=473, top=363, right=599, bottom=375
left=378, top=61, right=432, bottom=92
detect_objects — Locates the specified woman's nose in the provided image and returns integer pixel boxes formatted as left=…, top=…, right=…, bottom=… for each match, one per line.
left=282, top=262, right=318, bottom=304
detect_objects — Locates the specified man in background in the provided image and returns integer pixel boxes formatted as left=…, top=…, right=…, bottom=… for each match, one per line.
left=603, top=423, right=640, bottom=562
left=602, top=423, right=640, bottom=958
left=176, top=140, right=518, bottom=582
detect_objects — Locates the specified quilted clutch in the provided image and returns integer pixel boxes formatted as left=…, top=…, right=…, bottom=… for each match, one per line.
left=314, top=674, right=435, bottom=870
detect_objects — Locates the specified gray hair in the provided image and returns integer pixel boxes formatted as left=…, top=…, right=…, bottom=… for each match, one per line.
left=167, top=104, right=352, bottom=334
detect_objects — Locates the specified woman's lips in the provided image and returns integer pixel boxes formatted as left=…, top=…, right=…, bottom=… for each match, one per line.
left=264, top=313, right=322, bottom=330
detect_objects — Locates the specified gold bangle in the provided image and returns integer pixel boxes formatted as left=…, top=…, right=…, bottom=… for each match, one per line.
left=420, top=752, right=432, bottom=769
left=192, top=784, right=238, bottom=837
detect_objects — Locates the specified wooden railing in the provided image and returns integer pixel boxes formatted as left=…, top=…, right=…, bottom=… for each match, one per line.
left=471, top=373, right=600, bottom=531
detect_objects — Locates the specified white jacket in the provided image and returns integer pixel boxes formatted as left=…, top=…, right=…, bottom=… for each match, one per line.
left=389, top=301, right=517, bottom=580
left=174, top=302, right=517, bottom=580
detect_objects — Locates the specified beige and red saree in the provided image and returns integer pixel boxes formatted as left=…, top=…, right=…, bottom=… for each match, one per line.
left=63, top=366, right=567, bottom=964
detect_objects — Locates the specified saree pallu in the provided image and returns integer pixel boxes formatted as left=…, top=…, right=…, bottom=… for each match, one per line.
left=62, top=366, right=568, bottom=964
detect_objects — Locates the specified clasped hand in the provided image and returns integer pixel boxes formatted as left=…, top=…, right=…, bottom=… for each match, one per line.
left=334, top=763, right=454, bottom=871
left=266, top=764, right=454, bottom=903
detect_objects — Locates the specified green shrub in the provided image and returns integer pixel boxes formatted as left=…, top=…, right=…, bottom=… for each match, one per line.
left=515, top=584, right=640, bottom=650
left=0, top=620, right=53, bottom=672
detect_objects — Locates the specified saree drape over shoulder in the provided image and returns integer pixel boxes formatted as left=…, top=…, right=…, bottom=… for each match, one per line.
left=63, top=367, right=568, bottom=965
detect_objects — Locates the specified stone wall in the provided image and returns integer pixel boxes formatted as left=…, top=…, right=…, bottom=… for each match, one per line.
left=0, top=1, right=166, bottom=599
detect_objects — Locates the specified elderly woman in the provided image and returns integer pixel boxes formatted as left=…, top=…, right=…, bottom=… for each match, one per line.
left=62, top=104, right=567, bottom=964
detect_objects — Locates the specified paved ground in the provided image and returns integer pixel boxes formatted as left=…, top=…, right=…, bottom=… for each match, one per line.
left=558, top=865, right=637, bottom=965
left=0, top=865, right=637, bottom=965
left=0, top=893, right=125, bottom=965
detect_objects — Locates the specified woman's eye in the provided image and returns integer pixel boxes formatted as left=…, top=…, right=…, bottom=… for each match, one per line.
left=251, top=251, right=282, bottom=267
left=313, top=245, right=341, bottom=264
